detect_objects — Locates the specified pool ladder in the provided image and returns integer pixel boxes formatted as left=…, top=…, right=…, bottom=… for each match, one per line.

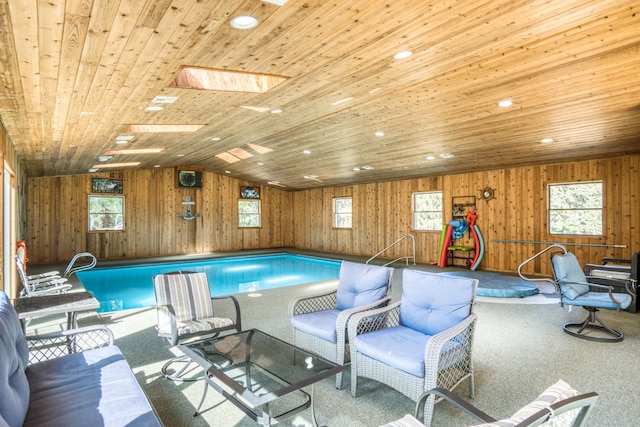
left=367, top=234, right=416, bottom=267
left=63, top=252, right=97, bottom=277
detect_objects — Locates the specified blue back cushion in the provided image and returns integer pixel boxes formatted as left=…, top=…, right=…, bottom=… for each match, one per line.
left=0, top=292, right=28, bottom=367
left=552, top=253, right=590, bottom=300
left=400, top=269, right=476, bottom=336
left=335, top=261, right=391, bottom=310
left=0, top=292, right=30, bottom=427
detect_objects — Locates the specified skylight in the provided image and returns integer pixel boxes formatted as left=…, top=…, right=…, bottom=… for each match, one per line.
left=126, top=124, right=205, bottom=133
left=171, top=67, right=288, bottom=94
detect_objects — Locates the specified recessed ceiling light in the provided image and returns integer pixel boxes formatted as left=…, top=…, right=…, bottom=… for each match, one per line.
left=498, top=99, right=513, bottom=107
left=154, top=165, right=161, bottom=168
left=116, top=135, right=135, bottom=141
left=439, top=153, right=455, bottom=158
left=88, top=168, right=99, bottom=173
left=331, top=97, right=353, bottom=106
left=146, top=106, right=164, bottom=111
left=98, top=155, right=113, bottom=162
left=230, top=15, right=259, bottom=29
left=540, top=138, right=554, bottom=143
left=303, top=150, right=311, bottom=154
left=353, top=167, right=360, bottom=171
left=225, top=170, right=231, bottom=174
left=426, top=155, right=436, bottom=160
left=393, top=51, right=413, bottom=59
left=211, top=137, right=221, bottom=141
left=375, top=131, right=385, bottom=137
left=362, top=165, right=374, bottom=170
left=176, top=153, right=185, bottom=157
left=257, top=162, right=264, bottom=166
left=270, top=109, right=283, bottom=114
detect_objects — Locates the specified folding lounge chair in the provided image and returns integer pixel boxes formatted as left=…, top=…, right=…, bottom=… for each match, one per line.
left=584, top=251, right=639, bottom=313
left=16, top=256, right=72, bottom=297
left=382, top=380, right=598, bottom=427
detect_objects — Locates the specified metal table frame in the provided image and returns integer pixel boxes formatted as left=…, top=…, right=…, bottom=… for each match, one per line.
left=179, top=328, right=345, bottom=426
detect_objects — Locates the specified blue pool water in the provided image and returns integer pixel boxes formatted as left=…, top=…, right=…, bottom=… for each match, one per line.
left=77, top=254, right=341, bottom=312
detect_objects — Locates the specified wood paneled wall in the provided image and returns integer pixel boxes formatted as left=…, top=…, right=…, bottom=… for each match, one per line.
left=26, top=156, right=639, bottom=280
left=291, top=156, right=640, bottom=277
left=27, top=169, right=293, bottom=263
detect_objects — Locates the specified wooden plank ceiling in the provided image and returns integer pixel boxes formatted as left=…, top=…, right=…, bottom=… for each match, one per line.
left=0, top=0, right=639, bottom=190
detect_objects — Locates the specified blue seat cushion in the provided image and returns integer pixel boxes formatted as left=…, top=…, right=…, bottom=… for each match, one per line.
left=563, top=291, right=632, bottom=310
left=355, top=326, right=429, bottom=377
left=400, top=269, right=475, bottom=336
left=553, top=253, right=590, bottom=300
left=292, top=310, right=341, bottom=343
left=25, top=346, right=161, bottom=427
left=0, top=318, right=29, bottom=427
left=336, top=261, right=391, bottom=310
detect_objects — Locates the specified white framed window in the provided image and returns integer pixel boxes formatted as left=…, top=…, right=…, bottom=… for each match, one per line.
left=548, top=181, right=603, bottom=235
left=334, top=197, right=352, bottom=228
left=88, top=195, right=124, bottom=231
left=413, top=191, right=443, bottom=231
left=239, top=199, right=261, bottom=228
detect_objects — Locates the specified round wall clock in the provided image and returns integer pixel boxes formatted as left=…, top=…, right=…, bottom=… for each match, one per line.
left=480, top=187, right=495, bottom=201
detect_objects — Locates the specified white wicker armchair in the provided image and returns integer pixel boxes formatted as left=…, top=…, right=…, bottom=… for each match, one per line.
left=348, top=269, right=478, bottom=427
left=288, top=261, right=394, bottom=389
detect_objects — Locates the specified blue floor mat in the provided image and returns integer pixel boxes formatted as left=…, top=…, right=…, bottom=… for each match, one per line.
left=438, top=270, right=539, bottom=298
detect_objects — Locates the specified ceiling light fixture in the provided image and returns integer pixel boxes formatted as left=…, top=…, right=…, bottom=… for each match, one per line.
left=426, top=155, right=435, bottom=160
left=146, top=106, right=164, bottom=111
left=116, top=135, right=135, bottom=141
left=498, top=99, right=513, bottom=107
left=353, top=167, right=360, bottom=171
left=98, top=155, right=113, bottom=162
left=303, top=150, right=311, bottom=154
left=540, top=138, right=554, bottom=143
left=439, top=153, right=455, bottom=158
left=211, top=137, right=221, bottom=141
left=331, top=97, right=353, bottom=106
left=104, top=148, right=165, bottom=155
left=88, top=168, right=99, bottom=173
left=91, top=162, right=140, bottom=169
left=394, top=51, right=413, bottom=59
left=151, top=96, right=179, bottom=104
left=270, top=109, right=283, bottom=114
left=126, top=124, right=205, bottom=133
left=230, top=15, right=259, bottom=29
left=375, top=131, right=385, bottom=137
left=362, top=166, right=374, bottom=170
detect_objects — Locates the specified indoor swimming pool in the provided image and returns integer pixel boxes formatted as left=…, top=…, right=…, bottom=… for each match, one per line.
left=77, top=253, right=342, bottom=312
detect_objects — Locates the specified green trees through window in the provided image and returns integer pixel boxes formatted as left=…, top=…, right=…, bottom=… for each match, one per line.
left=334, top=197, right=352, bottom=228
left=548, top=181, right=603, bottom=235
left=88, top=195, right=124, bottom=231
left=413, top=191, right=442, bottom=231
left=239, top=199, right=261, bottom=227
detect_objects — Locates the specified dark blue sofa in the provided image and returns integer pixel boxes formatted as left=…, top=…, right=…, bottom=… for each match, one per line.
left=0, top=291, right=163, bottom=427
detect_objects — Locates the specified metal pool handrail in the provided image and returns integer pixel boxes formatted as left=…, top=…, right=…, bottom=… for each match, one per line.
left=367, top=234, right=416, bottom=267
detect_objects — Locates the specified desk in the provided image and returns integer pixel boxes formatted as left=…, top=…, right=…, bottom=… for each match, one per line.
left=14, top=291, right=100, bottom=331
left=179, top=329, right=345, bottom=426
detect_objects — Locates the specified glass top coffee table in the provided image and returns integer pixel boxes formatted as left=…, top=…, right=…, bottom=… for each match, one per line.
left=179, top=329, right=345, bottom=426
